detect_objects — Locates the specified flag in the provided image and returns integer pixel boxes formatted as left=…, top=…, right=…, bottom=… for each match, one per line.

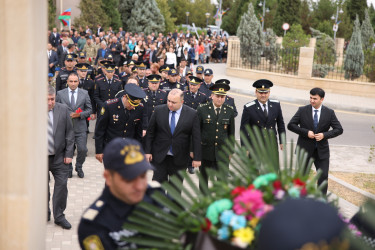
left=59, top=8, right=71, bottom=26
left=213, top=7, right=219, bottom=19
left=222, top=8, right=230, bottom=16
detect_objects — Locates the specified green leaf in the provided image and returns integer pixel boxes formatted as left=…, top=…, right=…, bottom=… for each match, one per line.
left=151, top=191, right=184, bottom=215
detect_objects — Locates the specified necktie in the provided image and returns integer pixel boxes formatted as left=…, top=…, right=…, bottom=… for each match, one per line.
left=124, top=109, right=130, bottom=122
left=263, top=104, right=268, bottom=118
left=108, top=79, right=111, bottom=85
left=152, top=92, right=156, bottom=98
left=313, top=110, right=319, bottom=131
left=191, top=93, right=195, bottom=99
left=216, top=107, right=220, bottom=117
left=170, top=111, right=176, bottom=154
left=48, top=51, right=51, bottom=59
left=47, top=112, right=55, bottom=155
left=71, top=90, right=75, bottom=109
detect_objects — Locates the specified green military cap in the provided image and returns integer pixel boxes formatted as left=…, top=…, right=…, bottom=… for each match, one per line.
left=188, top=76, right=203, bottom=85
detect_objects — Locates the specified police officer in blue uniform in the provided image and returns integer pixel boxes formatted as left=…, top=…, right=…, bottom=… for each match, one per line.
left=199, top=68, right=214, bottom=96
left=136, top=62, right=149, bottom=88
left=159, top=65, right=171, bottom=83
left=77, top=52, right=95, bottom=80
left=184, top=76, right=208, bottom=110
left=160, top=68, right=186, bottom=92
left=76, top=63, right=97, bottom=123
left=78, top=138, right=157, bottom=250
left=94, top=62, right=123, bottom=117
left=195, top=65, right=204, bottom=80
left=95, top=84, right=146, bottom=162
left=240, top=79, right=286, bottom=150
left=142, top=74, right=167, bottom=122
left=56, top=53, right=77, bottom=91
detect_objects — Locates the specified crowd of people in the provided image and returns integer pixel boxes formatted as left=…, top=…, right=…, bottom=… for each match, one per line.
left=46, top=24, right=353, bottom=250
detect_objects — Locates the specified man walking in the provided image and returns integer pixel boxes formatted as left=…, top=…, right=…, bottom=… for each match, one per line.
left=56, top=73, right=92, bottom=178
left=47, top=85, right=74, bottom=229
left=288, top=87, right=343, bottom=195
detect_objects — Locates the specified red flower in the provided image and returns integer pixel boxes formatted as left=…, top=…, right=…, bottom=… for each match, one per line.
left=273, top=180, right=282, bottom=190
left=248, top=184, right=255, bottom=190
left=201, top=218, right=212, bottom=232
left=293, top=178, right=306, bottom=187
left=87, top=117, right=91, bottom=121
left=231, top=186, right=246, bottom=197
left=75, top=108, right=83, bottom=113
left=300, top=186, right=307, bottom=196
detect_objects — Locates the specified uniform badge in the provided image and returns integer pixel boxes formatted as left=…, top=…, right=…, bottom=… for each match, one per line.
left=224, top=125, right=228, bottom=130
left=177, top=84, right=180, bottom=88
left=113, top=114, right=119, bottom=121
left=100, top=107, right=105, bottom=115
left=83, top=235, right=104, bottom=250
left=208, top=115, right=210, bottom=119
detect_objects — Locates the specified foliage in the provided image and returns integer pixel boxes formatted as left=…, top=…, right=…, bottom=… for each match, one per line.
left=344, top=16, right=364, bottom=80
left=48, top=0, right=56, bottom=30
left=363, top=37, right=375, bottom=82
left=102, top=0, right=122, bottom=30
left=369, top=126, right=375, bottom=162
left=336, top=7, right=354, bottom=41
left=119, top=0, right=135, bottom=29
left=361, top=9, right=375, bottom=51
left=300, top=0, right=312, bottom=35
left=316, top=20, right=334, bottom=38
left=237, top=3, right=265, bottom=67
left=272, top=0, right=301, bottom=36
left=311, top=27, right=336, bottom=65
left=127, top=0, right=165, bottom=34
left=168, top=0, right=191, bottom=26
left=282, top=24, right=310, bottom=49
left=221, top=0, right=254, bottom=35
left=120, top=126, right=332, bottom=249
left=312, top=64, right=334, bottom=78
left=346, top=0, right=367, bottom=23
left=263, top=28, right=278, bottom=69
left=156, top=0, right=177, bottom=33
left=74, top=0, right=110, bottom=29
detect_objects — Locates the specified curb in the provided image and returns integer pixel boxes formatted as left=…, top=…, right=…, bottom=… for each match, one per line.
left=329, top=174, right=375, bottom=201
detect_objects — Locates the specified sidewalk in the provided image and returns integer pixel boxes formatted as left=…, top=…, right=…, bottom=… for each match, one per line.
left=46, top=63, right=374, bottom=249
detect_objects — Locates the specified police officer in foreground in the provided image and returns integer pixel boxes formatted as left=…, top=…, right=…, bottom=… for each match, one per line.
left=56, top=54, right=77, bottom=91
left=95, top=84, right=146, bottom=163
left=197, top=80, right=235, bottom=189
left=160, top=68, right=185, bottom=92
left=142, top=74, right=167, bottom=122
left=240, top=79, right=286, bottom=151
left=78, top=138, right=156, bottom=249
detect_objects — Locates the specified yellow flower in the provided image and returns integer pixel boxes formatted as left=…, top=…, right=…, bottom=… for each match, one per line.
left=233, top=227, right=255, bottom=244
left=249, top=217, right=259, bottom=228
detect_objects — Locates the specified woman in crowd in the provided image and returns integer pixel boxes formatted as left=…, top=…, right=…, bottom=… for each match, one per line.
left=165, top=46, right=177, bottom=68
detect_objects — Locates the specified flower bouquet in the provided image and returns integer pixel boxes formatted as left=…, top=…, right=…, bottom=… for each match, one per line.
left=120, top=126, right=370, bottom=249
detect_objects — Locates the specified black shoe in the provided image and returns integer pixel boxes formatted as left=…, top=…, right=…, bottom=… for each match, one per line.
left=68, top=170, right=73, bottom=178
left=188, top=166, right=195, bottom=174
left=76, top=168, right=84, bottom=178
left=55, top=218, right=71, bottom=229
left=48, top=213, right=51, bottom=222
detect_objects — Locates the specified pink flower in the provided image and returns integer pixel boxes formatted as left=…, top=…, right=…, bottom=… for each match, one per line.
left=233, top=189, right=266, bottom=220
left=273, top=189, right=285, bottom=200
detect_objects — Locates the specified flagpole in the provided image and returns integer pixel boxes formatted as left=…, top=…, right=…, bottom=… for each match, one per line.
left=60, top=0, right=63, bottom=31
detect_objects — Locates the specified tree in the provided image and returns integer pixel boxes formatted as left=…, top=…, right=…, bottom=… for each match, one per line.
left=300, top=0, right=312, bottom=35
left=221, top=0, right=254, bottom=35
left=282, top=24, right=310, bottom=49
left=237, top=2, right=265, bottom=66
left=336, top=6, right=353, bottom=41
left=74, top=0, right=110, bottom=30
left=316, top=20, right=334, bottom=38
left=102, top=0, right=122, bottom=30
left=156, top=0, right=177, bottom=33
left=264, top=28, right=278, bottom=70
left=48, top=0, right=56, bottom=30
left=344, top=15, right=364, bottom=80
left=272, top=0, right=301, bottom=36
left=361, top=9, right=375, bottom=50
left=119, top=0, right=135, bottom=29
left=168, top=0, right=191, bottom=26
left=127, top=0, right=165, bottom=34
left=346, top=0, right=367, bottom=22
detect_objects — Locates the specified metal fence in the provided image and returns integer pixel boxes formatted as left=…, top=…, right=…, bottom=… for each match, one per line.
left=312, top=49, right=375, bottom=83
left=229, top=43, right=300, bottom=76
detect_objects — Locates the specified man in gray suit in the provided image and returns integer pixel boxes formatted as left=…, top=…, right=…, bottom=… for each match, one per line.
left=56, top=72, right=92, bottom=178
left=48, top=85, right=74, bottom=229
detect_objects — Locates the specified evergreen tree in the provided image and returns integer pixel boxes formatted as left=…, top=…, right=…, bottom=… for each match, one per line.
left=300, top=0, right=312, bottom=35
left=282, top=24, right=310, bottom=49
left=222, top=0, right=252, bottom=35
left=369, top=4, right=375, bottom=29
left=336, top=5, right=353, bottom=41
left=344, top=15, right=364, bottom=80
left=74, top=0, right=110, bottom=29
left=264, top=28, right=278, bottom=70
left=272, top=0, right=301, bottom=36
left=119, top=0, right=135, bottom=29
left=361, top=9, right=375, bottom=50
left=156, top=0, right=177, bottom=32
left=316, top=20, right=334, bottom=38
left=188, top=0, right=215, bottom=28
left=346, top=0, right=367, bottom=22
left=237, top=2, right=265, bottom=66
left=168, top=0, right=191, bottom=26
left=102, top=0, right=122, bottom=30
left=127, top=0, right=165, bottom=34
left=48, top=0, right=56, bottom=30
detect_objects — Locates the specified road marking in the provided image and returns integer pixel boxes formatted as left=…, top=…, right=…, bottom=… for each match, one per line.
left=230, top=92, right=375, bottom=117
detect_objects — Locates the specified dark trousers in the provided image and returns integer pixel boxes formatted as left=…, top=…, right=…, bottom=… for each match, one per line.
left=199, top=159, right=229, bottom=190
left=152, top=155, right=185, bottom=188
left=74, top=131, right=88, bottom=169
left=312, top=149, right=330, bottom=195
left=48, top=155, right=69, bottom=222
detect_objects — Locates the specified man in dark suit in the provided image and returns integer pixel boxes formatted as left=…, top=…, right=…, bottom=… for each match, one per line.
left=96, top=24, right=104, bottom=36
left=288, top=88, right=343, bottom=195
left=145, top=89, right=202, bottom=185
left=48, top=43, right=59, bottom=75
left=47, top=85, right=74, bottom=229
left=56, top=40, right=69, bottom=67
left=149, top=43, right=158, bottom=64
left=49, top=27, right=61, bottom=48
left=56, top=72, right=92, bottom=178
left=240, top=79, right=286, bottom=151
left=95, top=41, right=111, bottom=65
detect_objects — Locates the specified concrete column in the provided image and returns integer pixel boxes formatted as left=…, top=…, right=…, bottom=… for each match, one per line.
left=227, top=36, right=240, bottom=68
left=298, top=47, right=315, bottom=79
left=309, top=38, right=316, bottom=48
left=335, top=38, right=345, bottom=67
left=0, top=0, right=47, bottom=249
left=276, top=37, right=283, bottom=48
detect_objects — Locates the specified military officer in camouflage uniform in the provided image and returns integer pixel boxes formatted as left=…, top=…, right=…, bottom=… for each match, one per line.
left=160, top=68, right=186, bottom=92
left=56, top=54, right=77, bottom=91
left=95, top=84, right=146, bottom=163
left=197, top=80, right=235, bottom=189
left=240, top=79, right=286, bottom=151
left=94, top=63, right=123, bottom=117
left=82, top=37, right=97, bottom=65
left=142, top=74, right=167, bottom=122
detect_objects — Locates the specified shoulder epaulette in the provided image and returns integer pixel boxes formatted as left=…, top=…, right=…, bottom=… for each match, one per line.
left=199, top=92, right=206, bottom=96
left=223, top=103, right=233, bottom=109
left=96, top=76, right=104, bottom=81
left=199, top=103, right=209, bottom=107
left=61, top=67, right=67, bottom=70
left=158, top=89, right=166, bottom=93
left=106, top=98, right=119, bottom=104
left=82, top=199, right=105, bottom=221
left=245, top=101, right=255, bottom=107
left=269, top=99, right=280, bottom=103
